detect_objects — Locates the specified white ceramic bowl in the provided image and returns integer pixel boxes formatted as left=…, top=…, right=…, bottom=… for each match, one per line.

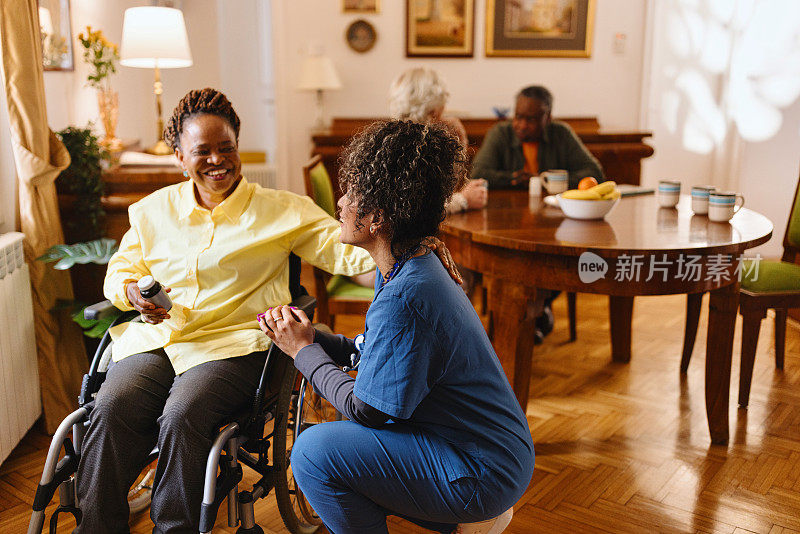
left=556, top=194, right=620, bottom=220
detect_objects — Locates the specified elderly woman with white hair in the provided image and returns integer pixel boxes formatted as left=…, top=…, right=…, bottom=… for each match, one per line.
left=389, top=67, right=487, bottom=213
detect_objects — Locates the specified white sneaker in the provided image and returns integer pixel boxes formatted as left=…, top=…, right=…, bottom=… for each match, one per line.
left=455, top=507, right=513, bottom=534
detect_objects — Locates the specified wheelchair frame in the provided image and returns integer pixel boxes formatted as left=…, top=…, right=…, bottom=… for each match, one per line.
left=29, top=256, right=332, bottom=534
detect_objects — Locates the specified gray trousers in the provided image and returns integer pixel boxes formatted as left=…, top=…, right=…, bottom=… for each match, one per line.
left=73, top=348, right=268, bottom=534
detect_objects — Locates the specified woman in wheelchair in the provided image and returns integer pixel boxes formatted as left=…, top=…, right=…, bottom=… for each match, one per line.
left=69, top=88, right=383, bottom=534
left=260, top=120, right=535, bottom=534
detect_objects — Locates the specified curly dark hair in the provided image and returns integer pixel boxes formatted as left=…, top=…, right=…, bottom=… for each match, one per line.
left=338, top=120, right=467, bottom=257
left=163, top=88, right=241, bottom=150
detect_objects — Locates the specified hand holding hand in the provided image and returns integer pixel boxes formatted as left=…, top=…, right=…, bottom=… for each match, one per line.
left=125, top=281, right=171, bottom=324
left=461, top=179, right=488, bottom=210
left=421, top=236, right=463, bottom=285
left=258, top=305, right=315, bottom=358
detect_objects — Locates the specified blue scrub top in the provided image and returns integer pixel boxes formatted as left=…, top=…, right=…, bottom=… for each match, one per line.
left=353, top=252, right=535, bottom=486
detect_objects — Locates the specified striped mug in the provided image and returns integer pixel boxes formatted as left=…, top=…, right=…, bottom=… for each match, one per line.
left=708, top=191, right=744, bottom=222
left=691, top=185, right=715, bottom=215
left=657, top=180, right=681, bottom=208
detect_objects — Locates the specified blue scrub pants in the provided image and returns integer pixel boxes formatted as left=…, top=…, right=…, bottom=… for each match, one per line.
left=291, top=420, right=515, bottom=534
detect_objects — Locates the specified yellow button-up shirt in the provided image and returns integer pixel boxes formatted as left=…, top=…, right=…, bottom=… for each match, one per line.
left=104, top=177, right=374, bottom=374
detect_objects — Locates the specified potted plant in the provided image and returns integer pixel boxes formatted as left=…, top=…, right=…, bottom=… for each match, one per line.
left=54, top=125, right=114, bottom=312
left=77, top=26, right=121, bottom=150
left=37, top=239, right=122, bottom=341
left=56, top=125, right=108, bottom=243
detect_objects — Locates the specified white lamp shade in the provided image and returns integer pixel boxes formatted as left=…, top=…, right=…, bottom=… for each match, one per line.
left=296, top=55, right=342, bottom=91
left=120, top=7, right=192, bottom=69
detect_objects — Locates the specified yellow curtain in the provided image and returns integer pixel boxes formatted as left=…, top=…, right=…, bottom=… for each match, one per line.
left=0, top=1, right=88, bottom=432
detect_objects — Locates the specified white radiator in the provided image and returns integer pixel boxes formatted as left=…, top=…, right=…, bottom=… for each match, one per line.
left=0, top=232, right=40, bottom=465
left=243, top=163, right=277, bottom=190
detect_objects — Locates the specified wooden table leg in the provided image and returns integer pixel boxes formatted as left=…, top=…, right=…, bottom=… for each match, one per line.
left=609, top=296, right=634, bottom=363
left=705, top=282, right=739, bottom=445
left=487, top=279, right=538, bottom=409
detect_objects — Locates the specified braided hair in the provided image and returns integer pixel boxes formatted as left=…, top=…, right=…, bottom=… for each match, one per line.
left=338, top=120, right=467, bottom=258
left=163, top=88, right=241, bottom=151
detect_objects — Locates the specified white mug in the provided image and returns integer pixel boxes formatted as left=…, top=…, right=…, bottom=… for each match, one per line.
left=691, top=185, right=715, bottom=215
left=657, top=180, right=681, bottom=208
left=708, top=191, right=745, bottom=222
left=543, top=170, right=568, bottom=195
left=529, top=175, right=542, bottom=196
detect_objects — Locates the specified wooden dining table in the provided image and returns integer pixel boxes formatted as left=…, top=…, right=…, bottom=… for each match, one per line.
left=441, top=190, right=773, bottom=445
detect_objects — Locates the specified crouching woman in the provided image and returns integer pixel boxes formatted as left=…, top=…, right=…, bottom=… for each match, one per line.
left=260, top=120, right=534, bottom=534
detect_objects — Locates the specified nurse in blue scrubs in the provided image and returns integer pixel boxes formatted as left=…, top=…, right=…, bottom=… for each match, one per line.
left=259, top=120, right=535, bottom=534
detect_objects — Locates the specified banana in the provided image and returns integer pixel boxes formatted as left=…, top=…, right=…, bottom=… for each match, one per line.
left=589, top=180, right=617, bottom=196
left=601, top=190, right=621, bottom=200
left=562, top=189, right=602, bottom=200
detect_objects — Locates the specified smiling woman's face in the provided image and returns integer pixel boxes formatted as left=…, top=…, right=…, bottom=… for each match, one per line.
left=176, top=113, right=241, bottom=204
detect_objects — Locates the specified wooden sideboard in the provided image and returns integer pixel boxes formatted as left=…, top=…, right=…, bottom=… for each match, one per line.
left=312, top=117, right=655, bottom=198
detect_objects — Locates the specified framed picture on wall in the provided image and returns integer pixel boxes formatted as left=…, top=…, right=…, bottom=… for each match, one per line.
left=406, top=0, right=475, bottom=58
left=485, top=0, right=595, bottom=57
left=346, top=19, right=378, bottom=53
left=343, top=0, right=380, bottom=14
left=39, top=0, right=74, bottom=71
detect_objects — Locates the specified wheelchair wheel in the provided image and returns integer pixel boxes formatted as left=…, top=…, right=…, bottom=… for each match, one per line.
left=274, top=364, right=341, bottom=534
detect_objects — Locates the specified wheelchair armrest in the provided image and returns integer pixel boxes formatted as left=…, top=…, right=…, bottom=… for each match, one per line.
left=290, top=293, right=316, bottom=321
left=83, top=300, right=119, bottom=321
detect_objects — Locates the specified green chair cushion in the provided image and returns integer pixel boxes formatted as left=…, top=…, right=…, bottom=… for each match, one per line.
left=740, top=259, right=800, bottom=293
left=326, top=274, right=374, bottom=301
left=309, top=163, right=336, bottom=217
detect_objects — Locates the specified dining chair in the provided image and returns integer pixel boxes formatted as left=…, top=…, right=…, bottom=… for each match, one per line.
left=302, top=155, right=373, bottom=329
left=680, top=174, right=800, bottom=407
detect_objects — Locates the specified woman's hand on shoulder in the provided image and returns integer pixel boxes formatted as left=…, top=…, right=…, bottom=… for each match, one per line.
left=421, top=236, right=463, bottom=285
left=125, top=281, right=171, bottom=324
left=258, top=305, right=315, bottom=358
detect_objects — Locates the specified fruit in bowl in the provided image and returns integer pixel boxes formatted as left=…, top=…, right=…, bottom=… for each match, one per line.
left=558, top=181, right=620, bottom=219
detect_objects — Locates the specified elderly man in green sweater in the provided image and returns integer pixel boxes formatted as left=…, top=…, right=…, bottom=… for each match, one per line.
left=470, top=85, right=604, bottom=342
left=471, top=85, right=604, bottom=190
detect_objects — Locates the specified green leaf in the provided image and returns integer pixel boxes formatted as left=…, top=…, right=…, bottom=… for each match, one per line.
left=69, top=305, right=123, bottom=338
left=37, top=239, right=118, bottom=270
left=84, top=314, right=120, bottom=338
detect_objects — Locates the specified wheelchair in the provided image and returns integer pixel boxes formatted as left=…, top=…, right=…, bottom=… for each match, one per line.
left=28, top=255, right=342, bottom=534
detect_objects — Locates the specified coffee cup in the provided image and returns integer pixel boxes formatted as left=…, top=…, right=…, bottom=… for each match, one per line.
left=657, top=180, right=681, bottom=208
left=691, top=185, right=715, bottom=215
left=543, top=170, right=568, bottom=195
left=708, top=191, right=744, bottom=222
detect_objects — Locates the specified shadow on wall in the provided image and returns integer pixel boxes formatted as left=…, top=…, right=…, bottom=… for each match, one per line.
left=659, top=0, right=800, bottom=154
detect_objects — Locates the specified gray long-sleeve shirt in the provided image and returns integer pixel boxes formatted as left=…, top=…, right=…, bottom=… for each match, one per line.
left=470, top=120, right=604, bottom=189
left=294, top=329, right=390, bottom=427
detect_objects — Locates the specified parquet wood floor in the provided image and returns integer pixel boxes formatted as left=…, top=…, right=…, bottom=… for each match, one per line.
left=2, top=288, right=799, bottom=533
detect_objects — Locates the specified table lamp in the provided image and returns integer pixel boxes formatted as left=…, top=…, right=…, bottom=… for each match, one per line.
left=120, top=6, right=192, bottom=155
left=296, top=53, right=342, bottom=132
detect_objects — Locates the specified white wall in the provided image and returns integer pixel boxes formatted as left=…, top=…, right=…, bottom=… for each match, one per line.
left=216, top=0, right=276, bottom=157
left=738, top=98, right=800, bottom=258
left=641, top=0, right=800, bottom=258
left=272, top=0, right=648, bottom=191
left=44, top=0, right=272, bottom=155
